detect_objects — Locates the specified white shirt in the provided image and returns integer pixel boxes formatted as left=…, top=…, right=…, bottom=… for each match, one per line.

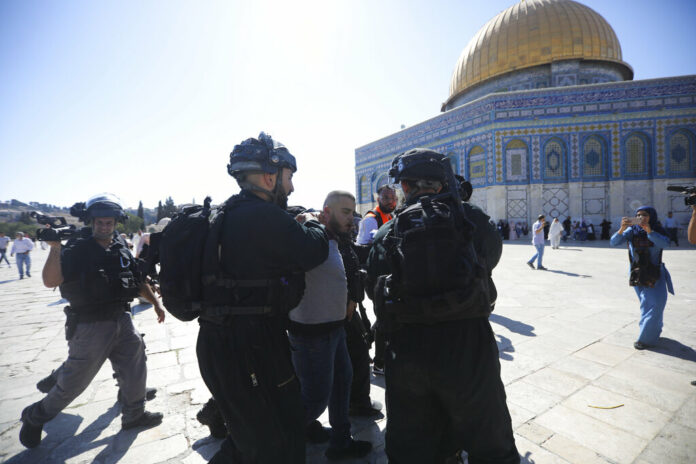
left=11, top=237, right=34, bottom=254
left=549, top=221, right=563, bottom=238
left=356, top=216, right=379, bottom=245
left=663, top=217, right=677, bottom=228
left=0, top=236, right=10, bottom=249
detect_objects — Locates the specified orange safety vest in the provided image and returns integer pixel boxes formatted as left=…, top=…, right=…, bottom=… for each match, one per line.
left=365, top=206, right=393, bottom=228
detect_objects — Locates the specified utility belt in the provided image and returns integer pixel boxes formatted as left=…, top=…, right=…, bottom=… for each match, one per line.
left=375, top=275, right=489, bottom=328
left=199, top=273, right=304, bottom=324
left=63, top=303, right=129, bottom=340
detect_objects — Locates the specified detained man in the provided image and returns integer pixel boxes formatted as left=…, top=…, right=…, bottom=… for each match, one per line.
left=290, top=191, right=372, bottom=461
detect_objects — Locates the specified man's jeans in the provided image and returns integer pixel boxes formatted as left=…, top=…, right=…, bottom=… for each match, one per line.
left=16, top=253, right=31, bottom=277
left=289, top=326, right=353, bottom=448
left=527, top=244, right=544, bottom=268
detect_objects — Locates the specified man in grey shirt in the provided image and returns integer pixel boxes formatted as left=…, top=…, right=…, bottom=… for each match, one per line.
left=289, top=191, right=372, bottom=461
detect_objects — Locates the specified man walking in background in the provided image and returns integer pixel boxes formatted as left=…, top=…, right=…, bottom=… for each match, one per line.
left=527, top=215, right=547, bottom=270
left=10, top=231, right=34, bottom=279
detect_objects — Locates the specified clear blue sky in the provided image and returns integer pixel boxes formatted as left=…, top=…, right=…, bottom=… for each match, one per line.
left=1, top=0, right=695, bottom=210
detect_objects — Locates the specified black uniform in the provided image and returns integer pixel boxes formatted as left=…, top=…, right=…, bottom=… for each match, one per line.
left=196, top=190, right=328, bottom=464
left=366, top=199, right=519, bottom=464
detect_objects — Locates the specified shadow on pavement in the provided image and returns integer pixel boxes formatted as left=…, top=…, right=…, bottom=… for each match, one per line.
left=543, top=269, right=592, bottom=278
left=651, top=337, right=696, bottom=363
left=6, top=403, right=156, bottom=464
left=0, top=279, right=17, bottom=284
left=490, top=314, right=535, bottom=337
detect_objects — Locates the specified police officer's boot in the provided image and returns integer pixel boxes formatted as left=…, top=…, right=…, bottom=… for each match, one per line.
left=196, top=397, right=227, bottom=438
left=19, top=405, right=43, bottom=448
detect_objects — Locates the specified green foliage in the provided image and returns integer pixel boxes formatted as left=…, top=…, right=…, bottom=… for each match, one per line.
left=162, top=196, right=178, bottom=218
left=0, top=222, right=38, bottom=239
left=156, top=201, right=163, bottom=222
left=137, top=201, right=144, bottom=222
left=118, top=213, right=144, bottom=235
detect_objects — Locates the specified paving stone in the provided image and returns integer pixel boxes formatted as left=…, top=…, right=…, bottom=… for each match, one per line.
left=542, top=433, right=611, bottom=464
left=574, top=342, right=635, bottom=367
left=115, top=433, right=189, bottom=463
left=562, top=384, right=670, bottom=439
left=535, top=405, right=647, bottom=464
left=550, top=355, right=611, bottom=381
left=514, top=434, right=570, bottom=464
left=636, top=422, right=696, bottom=464
left=515, top=421, right=554, bottom=445
left=507, top=380, right=564, bottom=415
left=521, top=367, right=587, bottom=397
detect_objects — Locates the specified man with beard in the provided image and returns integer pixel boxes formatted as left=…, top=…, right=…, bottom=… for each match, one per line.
left=289, top=191, right=372, bottom=461
left=196, top=133, right=329, bottom=463
left=19, top=194, right=165, bottom=448
left=356, top=184, right=397, bottom=245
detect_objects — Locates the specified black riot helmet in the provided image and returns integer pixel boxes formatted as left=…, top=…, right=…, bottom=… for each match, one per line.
left=227, top=132, right=297, bottom=178
left=389, top=148, right=448, bottom=183
left=83, top=193, right=127, bottom=222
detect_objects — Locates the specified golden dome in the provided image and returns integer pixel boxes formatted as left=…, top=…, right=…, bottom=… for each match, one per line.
left=446, top=0, right=633, bottom=106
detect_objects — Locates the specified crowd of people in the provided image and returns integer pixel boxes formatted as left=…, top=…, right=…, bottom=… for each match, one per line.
left=8, top=130, right=696, bottom=463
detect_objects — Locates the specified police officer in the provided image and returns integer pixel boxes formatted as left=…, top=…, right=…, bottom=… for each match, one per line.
left=196, top=132, right=329, bottom=463
left=366, top=149, right=519, bottom=464
left=19, top=193, right=165, bottom=449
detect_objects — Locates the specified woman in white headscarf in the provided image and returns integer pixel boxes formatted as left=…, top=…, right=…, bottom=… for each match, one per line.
left=549, top=218, right=563, bottom=249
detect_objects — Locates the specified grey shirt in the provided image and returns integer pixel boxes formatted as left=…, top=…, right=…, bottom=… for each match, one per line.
left=290, top=240, right=347, bottom=325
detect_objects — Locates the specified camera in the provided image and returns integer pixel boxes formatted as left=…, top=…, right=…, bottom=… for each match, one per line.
left=30, top=211, right=79, bottom=241
left=667, top=185, right=696, bottom=206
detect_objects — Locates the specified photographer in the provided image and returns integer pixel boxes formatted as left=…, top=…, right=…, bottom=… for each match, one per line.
left=19, top=194, right=165, bottom=449
left=610, top=206, right=674, bottom=350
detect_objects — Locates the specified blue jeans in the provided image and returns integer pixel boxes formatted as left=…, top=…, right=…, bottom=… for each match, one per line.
left=16, top=253, right=31, bottom=277
left=289, top=326, right=353, bottom=448
left=527, top=244, right=544, bottom=267
left=0, top=248, right=9, bottom=265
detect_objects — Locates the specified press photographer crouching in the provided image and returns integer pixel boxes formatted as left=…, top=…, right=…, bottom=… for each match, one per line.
left=19, top=193, right=165, bottom=449
left=610, top=206, right=674, bottom=350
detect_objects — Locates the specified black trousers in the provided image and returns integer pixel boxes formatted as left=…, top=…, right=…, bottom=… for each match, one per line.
left=197, top=317, right=305, bottom=464
left=344, top=315, right=372, bottom=408
left=384, top=318, right=519, bottom=464
left=667, top=227, right=679, bottom=246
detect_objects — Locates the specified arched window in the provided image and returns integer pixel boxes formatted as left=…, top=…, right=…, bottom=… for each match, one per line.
left=625, top=134, right=647, bottom=175
left=375, top=174, right=389, bottom=191
left=669, top=130, right=693, bottom=173
left=468, top=145, right=486, bottom=179
left=543, top=138, right=566, bottom=179
left=359, top=175, right=368, bottom=204
left=505, top=139, right=528, bottom=181
left=582, top=136, right=604, bottom=177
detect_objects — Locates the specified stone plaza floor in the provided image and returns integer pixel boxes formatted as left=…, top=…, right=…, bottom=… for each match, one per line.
left=0, top=239, right=694, bottom=463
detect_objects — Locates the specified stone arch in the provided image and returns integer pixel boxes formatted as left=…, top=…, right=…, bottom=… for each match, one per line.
left=581, top=135, right=607, bottom=178
left=668, top=128, right=695, bottom=175
left=623, top=132, right=651, bottom=177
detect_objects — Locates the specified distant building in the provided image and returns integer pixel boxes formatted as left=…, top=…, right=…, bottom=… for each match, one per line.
left=355, top=0, right=696, bottom=230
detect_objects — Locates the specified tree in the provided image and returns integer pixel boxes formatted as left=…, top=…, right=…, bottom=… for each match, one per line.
left=118, top=213, right=144, bottom=235
left=162, top=196, right=178, bottom=218
left=156, top=201, right=163, bottom=222
left=137, top=201, right=144, bottom=224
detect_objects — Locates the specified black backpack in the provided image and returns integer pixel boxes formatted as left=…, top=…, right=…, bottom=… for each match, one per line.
left=158, top=197, right=216, bottom=321
left=378, top=195, right=490, bottom=324
left=158, top=196, right=306, bottom=321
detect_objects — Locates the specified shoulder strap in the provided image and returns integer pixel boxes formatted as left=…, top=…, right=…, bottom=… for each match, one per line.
left=366, top=210, right=383, bottom=228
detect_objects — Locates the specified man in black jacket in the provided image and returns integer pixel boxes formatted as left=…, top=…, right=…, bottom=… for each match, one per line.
left=366, top=149, right=519, bottom=464
left=196, top=133, right=329, bottom=464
